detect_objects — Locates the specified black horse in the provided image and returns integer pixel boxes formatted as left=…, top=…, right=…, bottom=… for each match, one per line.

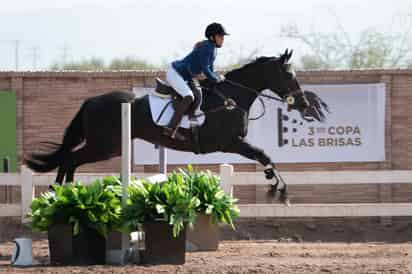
left=25, top=49, right=329, bottom=203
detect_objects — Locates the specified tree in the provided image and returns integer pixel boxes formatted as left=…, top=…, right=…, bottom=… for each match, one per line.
left=50, top=57, right=105, bottom=71
left=49, top=56, right=157, bottom=71
left=280, top=16, right=412, bottom=70
left=108, top=56, right=156, bottom=70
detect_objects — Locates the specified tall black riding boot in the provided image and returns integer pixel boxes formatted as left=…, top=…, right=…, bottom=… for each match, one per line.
left=163, top=95, right=194, bottom=141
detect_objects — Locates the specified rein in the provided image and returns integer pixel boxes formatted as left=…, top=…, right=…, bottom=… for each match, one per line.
left=193, top=79, right=287, bottom=121
left=224, top=79, right=284, bottom=103
left=155, top=79, right=292, bottom=122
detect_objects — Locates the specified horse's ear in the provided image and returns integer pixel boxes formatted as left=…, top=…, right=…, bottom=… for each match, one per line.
left=279, top=49, right=289, bottom=64
left=286, top=49, right=293, bottom=62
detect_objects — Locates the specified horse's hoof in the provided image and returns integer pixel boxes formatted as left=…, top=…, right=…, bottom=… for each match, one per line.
left=279, top=193, right=291, bottom=206
left=283, top=198, right=291, bottom=207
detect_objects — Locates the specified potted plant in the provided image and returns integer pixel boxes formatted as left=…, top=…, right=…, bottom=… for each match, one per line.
left=122, top=172, right=199, bottom=265
left=180, top=166, right=239, bottom=251
left=27, top=176, right=123, bottom=265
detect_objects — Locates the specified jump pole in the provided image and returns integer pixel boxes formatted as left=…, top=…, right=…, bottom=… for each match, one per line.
left=121, top=103, right=131, bottom=264
left=121, top=102, right=166, bottom=264
left=159, top=146, right=167, bottom=174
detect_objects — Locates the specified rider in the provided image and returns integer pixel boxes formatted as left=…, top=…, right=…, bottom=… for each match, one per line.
left=163, top=22, right=229, bottom=141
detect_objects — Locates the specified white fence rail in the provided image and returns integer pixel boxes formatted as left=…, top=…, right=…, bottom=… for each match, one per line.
left=1, top=164, right=412, bottom=221
left=219, top=164, right=412, bottom=218
left=0, top=166, right=155, bottom=222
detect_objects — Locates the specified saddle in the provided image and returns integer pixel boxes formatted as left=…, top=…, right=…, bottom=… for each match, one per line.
left=154, top=78, right=202, bottom=118
left=153, top=78, right=203, bottom=153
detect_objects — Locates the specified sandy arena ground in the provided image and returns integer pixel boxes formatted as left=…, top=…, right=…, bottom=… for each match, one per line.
left=1, top=217, right=412, bottom=273
left=1, top=240, right=412, bottom=273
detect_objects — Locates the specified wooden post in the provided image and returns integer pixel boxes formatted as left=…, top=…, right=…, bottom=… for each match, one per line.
left=121, top=103, right=131, bottom=264
left=3, top=157, right=9, bottom=172
left=219, top=164, right=233, bottom=197
left=21, top=165, right=34, bottom=223
left=3, top=157, right=9, bottom=204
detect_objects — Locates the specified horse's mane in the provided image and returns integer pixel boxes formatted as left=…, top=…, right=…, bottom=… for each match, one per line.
left=239, top=56, right=277, bottom=69
left=304, top=90, right=330, bottom=122
left=225, top=56, right=277, bottom=77
left=200, top=57, right=276, bottom=87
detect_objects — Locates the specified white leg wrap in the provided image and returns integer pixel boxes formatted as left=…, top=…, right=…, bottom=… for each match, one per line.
left=274, top=169, right=285, bottom=190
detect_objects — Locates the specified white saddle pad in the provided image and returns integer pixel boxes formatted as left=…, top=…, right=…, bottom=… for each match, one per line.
left=148, top=94, right=205, bottom=129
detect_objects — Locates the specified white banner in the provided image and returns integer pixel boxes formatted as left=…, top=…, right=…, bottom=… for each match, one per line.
left=134, top=83, right=386, bottom=164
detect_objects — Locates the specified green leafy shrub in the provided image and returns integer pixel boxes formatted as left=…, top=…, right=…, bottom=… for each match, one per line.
left=180, top=166, right=239, bottom=229
left=122, top=172, right=200, bottom=237
left=27, top=176, right=123, bottom=238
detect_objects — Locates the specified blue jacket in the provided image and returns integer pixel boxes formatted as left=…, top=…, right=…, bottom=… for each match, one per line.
left=172, top=40, right=220, bottom=83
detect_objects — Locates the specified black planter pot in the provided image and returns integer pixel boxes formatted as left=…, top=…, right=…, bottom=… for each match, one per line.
left=48, top=224, right=106, bottom=265
left=48, top=224, right=72, bottom=265
left=142, top=221, right=186, bottom=265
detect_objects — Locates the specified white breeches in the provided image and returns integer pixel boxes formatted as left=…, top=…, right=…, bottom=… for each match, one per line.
left=166, top=64, right=194, bottom=99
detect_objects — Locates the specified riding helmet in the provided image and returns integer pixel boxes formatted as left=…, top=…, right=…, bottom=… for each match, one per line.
left=205, top=23, right=229, bottom=38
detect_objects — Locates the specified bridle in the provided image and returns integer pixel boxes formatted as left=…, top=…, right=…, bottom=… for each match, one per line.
left=198, top=79, right=304, bottom=121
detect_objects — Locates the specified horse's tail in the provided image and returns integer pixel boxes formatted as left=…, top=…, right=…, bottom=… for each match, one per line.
left=25, top=101, right=87, bottom=172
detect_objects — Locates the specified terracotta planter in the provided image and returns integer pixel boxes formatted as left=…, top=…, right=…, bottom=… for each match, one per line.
left=142, top=221, right=186, bottom=265
left=187, top=214, right=219, bottom=251
left=48, top=224, right=106, bottom=265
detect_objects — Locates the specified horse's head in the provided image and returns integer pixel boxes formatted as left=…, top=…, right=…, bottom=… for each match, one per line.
left=261, top=49, right=328, bottom=122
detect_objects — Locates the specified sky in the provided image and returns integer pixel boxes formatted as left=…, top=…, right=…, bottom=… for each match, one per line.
left=1, top=0, right=412, bottom=70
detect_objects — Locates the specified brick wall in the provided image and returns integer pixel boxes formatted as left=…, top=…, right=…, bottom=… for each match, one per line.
left=0, top=70, right=411, bottom=204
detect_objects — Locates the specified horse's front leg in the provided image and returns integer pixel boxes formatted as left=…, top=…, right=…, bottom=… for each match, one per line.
left=264, top=166, right=289, bottom=205
left=222, top=139, right=290, bottom=205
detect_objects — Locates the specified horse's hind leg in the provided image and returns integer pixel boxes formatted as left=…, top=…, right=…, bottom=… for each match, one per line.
left=52, top=167, right=66, bottom=188
left=60, top=144, right=120, bottom=184
left=65, top=167, right=76, bottom=183
left=52, top=157, right=79, bottom=185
